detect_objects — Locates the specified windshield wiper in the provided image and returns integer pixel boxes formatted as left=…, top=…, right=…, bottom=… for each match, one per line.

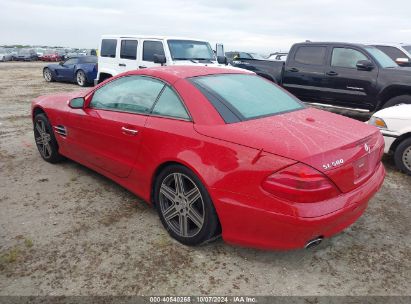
left=173, top=58, right=199, bottom=63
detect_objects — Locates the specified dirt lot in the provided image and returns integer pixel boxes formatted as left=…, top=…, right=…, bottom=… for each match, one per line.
left=0, top=62, right=410, bottom=296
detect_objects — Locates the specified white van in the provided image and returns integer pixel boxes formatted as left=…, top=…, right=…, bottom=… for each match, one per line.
left=95, top=35, right=227, bottom=84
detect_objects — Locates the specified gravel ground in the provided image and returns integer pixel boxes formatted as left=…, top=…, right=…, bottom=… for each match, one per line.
left=0, top=62, right=410, bottom=296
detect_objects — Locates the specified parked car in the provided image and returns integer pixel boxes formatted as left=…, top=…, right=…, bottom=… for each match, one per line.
left=369, top=104, right=411, bottom=174
left=0, top=47, right=13, bottom=62
left=267, top=52, right=288, bottom=61
left=371, top=43, right=411, bottom=67
left=39, top=49, right=63, bottom=62
left=31, top=66, right=385, bottom=250
left=65, top=49, right=79, bottom=59
left=225, top=51, right=266, bottom=63
left=55, top=49, right=67, bottom=61
left=43, top=56, right=97, bottom=86
left=15, top=48, right=38, bottom=61
left=8, top=48, right=18, bottom=60
left=229, top=42, right=411, bottom=112
left=96, top=35, right=229, bottom=84
left=35, top=48, right=46, bottom=57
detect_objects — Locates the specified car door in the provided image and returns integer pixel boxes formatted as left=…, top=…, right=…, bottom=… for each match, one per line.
left=118, top=39, right=139, bottom=72
left=141, top=84, right=193, bottom=178
left=282, top=45, right=329, bottom=103
left=66, top=75, right=165, bottom=178
left=56, top=58, right=78, bottom=81
left=325, top=47, right=378, bottom=109
left=139, top=40, right=166, bottom=68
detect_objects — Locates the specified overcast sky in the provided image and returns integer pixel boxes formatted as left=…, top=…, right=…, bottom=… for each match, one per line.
left=1, top=0, right=410, bottom=53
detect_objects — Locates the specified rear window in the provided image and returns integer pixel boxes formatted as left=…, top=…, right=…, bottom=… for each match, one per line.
left=101, top=39, right=117, bottom=58
left=191, top=74, right=304, bottom=122
left=294, top=46, right=326, bottom=65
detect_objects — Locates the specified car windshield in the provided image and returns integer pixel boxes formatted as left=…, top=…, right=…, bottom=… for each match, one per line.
left=167, top=40, right=215, bottom=61
left=364, top=47, right=397, bottom=68
left=191, top=74, right=304, bottom=121
left=249, top=53, right=265, bottom=60
left=403, top=45, right=411, bottom=53
left=0, top=47, right=6, bottom=53
left=44, top=49, right=55, bottom=55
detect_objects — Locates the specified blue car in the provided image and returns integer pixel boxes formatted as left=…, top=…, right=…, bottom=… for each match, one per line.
left=43, top=56, right=97, bottom=87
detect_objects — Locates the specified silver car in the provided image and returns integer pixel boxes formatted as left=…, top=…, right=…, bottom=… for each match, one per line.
left=0, top=48, right=13, bottom=62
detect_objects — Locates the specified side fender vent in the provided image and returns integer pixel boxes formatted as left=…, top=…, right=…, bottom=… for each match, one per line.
left=54, top=125, right=67, bottom=137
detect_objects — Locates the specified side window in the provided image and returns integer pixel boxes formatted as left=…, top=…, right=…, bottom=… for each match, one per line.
left=374, top=46, right=407, bottom=60
left=151, top=86, right=190, bottom=120
left=331, top=48, right=368, bottom=68
left=143, top=41, right=165, bottom=62
left=294, top=46, right=326, bottom=65
left=120, top=40, right=138, bottom=60
left=90, top=76, right=164, bottom=114
left=101, top=39, right=117, bottom=58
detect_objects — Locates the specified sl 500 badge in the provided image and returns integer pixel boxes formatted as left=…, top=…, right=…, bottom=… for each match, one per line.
left=323, top=159, right=344, bottom=170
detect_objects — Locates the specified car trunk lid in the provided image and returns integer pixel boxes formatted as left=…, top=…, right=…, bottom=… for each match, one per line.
left=194, top=108, right=384, bottom=193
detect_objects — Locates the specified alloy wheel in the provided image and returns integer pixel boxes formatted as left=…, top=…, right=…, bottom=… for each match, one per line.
left=34, top=119, right=52, bottom=159
left=159, top=173, right=205, bottom=238
left=77, top=71, right=85, bottom=86
left=44, top=69, right=51, bottom=81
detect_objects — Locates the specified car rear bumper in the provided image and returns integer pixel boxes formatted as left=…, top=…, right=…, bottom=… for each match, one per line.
left=212, top=162, right=385, bottom=250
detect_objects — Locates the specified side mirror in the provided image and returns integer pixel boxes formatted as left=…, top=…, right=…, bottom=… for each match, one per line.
left=69, top=97, right=85, bottom=109
left=215, top=43, right=224, bottom=57
left=59, top=61, right=64, bottom=65
left=395, top=57, right=409, bottom=65
left=215, top=43, right=227, bottom=65
left=217, top=56, right=228, bottom=65
left=153, top=54, right=166, bottom=66
left=356, top=60, right=374, bottom=71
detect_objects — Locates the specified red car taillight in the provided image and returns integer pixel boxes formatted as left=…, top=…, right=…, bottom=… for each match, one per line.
left=262, top=163, right=341, bottom=203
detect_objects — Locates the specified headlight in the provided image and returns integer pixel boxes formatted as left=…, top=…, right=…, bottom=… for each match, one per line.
left=369, top=116, right=387, bottom=129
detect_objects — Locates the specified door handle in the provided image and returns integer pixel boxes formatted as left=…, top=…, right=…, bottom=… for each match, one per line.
left=327, top=71, right=338, bottom=76
left=288, top=67, right=299, bottom=72
left=121, top=127, right=139, bottom=135
left=139, top=66, right=147, bottom=69
left=119, top=63, right=126, bottom=67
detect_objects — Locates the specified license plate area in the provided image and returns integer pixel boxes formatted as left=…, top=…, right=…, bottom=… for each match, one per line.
left=354, top=155, right=370, bottom=183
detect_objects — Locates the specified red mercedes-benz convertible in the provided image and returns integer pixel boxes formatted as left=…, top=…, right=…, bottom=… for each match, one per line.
left=31, top=66, right=385, bottom=250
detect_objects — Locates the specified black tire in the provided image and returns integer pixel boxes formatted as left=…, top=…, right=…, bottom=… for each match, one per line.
left=383, top=95, right=411, bottom=109
left=43, top=68, right=54, bottom=82
left=394, top=137, right=411, bottom=175
left=154, top=164, right=220, bottom=246
left=33, top=113, right=64, bottom=163
left=76, top=70, right=87, bottom=87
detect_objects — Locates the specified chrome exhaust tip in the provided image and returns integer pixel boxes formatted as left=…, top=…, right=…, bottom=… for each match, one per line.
left=305, top=236, right=323, bottom=249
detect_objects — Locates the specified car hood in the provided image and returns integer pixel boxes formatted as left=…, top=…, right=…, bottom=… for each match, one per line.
left=194, top=107, right=384, bottom=193
left=47, top=63, right=60, bottom=69
left=373, top=104, right=411, bottom=120
left=381, top=66, right=411, bottom=77
left=34, top=90, right=85, bottom=107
